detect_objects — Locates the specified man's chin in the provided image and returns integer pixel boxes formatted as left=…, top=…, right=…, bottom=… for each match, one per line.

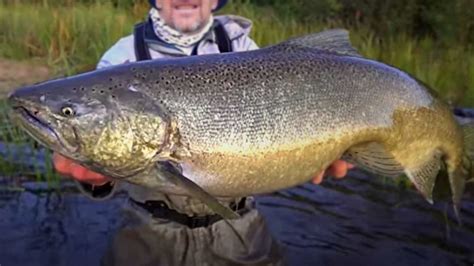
left=172, top=21, right=205, bottom=34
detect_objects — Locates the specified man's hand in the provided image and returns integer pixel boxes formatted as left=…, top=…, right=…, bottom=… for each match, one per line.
left=312, top=160, right=355, bottom=184
left=53, top=152, right=354, bottom=186
left=53, top=153, right=111, bottom=186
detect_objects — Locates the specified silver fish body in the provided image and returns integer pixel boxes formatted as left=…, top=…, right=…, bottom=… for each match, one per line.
left=8, top=29, right=470, bottom=209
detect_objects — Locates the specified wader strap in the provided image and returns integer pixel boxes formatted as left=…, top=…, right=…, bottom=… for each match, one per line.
left=133, top=22, right=152, bottom=61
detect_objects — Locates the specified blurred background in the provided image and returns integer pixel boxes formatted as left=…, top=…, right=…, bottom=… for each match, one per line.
left=0, top=1, right=473, bottom=265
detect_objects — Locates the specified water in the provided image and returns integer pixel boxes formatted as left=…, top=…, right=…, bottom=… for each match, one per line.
left=258, top=172, right=474, bottom=266
left=0, top=171, right=473, bottom=266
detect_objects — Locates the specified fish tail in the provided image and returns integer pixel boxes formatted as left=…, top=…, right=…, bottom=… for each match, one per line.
left=447, top=166, right=466, bottom=225
left=461, top=122, right=474, bottom=183
left=446, top=122, right=474, bottom=225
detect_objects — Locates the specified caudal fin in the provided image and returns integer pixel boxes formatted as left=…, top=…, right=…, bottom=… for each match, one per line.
left=447, top=121, right=474, bottom=223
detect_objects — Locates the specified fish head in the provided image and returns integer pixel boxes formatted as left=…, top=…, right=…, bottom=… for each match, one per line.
left=8, top=67, right=170, bottom=178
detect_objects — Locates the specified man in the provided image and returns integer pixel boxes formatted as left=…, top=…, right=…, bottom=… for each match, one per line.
left=53, top=0, right=354, bottom=264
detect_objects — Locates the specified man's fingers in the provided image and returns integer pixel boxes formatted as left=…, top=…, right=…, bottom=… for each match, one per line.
left=312, top=170, right=325, bottom=184
left=52, top=153, right=72, bottom=175
left=71, top=162, right=87, bottom=180
left=312, top=160, right=354, bottom=185
left=330, top=160, right=349, bottom=179
left=52, top=152, right=112, bottom=186
left=87, top=171, right=107, bottom=180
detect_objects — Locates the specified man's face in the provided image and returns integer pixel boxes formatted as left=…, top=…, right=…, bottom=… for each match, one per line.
left=155, top=0, right=219, bottom=33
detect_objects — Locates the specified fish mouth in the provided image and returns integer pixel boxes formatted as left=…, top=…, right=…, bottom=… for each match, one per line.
left=13, top=106, right=51, bottom=132
left=10, top=105, right=71, bottom=153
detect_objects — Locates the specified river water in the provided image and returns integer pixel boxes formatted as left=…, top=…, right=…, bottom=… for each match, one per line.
left=0, top=169, right=473, bottom=265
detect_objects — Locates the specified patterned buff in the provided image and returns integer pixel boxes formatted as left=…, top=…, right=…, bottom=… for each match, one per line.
left=149, top=7, right=214, bottom=48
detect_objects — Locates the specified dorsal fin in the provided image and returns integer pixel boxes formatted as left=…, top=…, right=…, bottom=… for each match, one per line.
left=275, top=28, right=362, bottom=57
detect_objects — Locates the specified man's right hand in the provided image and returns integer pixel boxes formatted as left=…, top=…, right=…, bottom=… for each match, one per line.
left=53, top=152, right=111, bottom=186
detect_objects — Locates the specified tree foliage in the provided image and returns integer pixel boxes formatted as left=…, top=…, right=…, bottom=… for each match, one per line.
left=253, top=0, right=474, bottom=46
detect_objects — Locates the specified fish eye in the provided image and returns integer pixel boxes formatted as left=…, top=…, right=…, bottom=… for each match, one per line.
left=61, top=106, right=75, bottom=117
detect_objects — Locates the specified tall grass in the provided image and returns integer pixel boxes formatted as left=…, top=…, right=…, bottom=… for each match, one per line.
left=0, top=0, right=472, bottom=181
left=0, top=2, right=149, bottom=74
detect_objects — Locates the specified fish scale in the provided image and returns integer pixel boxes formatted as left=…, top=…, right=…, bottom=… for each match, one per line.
left=145, top=54, right=418, bottom=153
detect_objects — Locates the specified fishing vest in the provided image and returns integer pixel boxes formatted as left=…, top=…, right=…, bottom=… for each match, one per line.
left=133, top=19, right=233, bottom=61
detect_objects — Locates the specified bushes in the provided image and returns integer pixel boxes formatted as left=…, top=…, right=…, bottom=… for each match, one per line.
left=252, top=0, right=474, bottom=47
left=1, top=0, right=147, bottom=8
left=4, top=0, right=472, bottom=46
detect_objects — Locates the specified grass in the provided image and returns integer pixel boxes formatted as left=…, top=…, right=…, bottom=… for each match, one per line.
left=0, top=2, right=148, bottom=74
left=0, top=0, right=472, bottom=181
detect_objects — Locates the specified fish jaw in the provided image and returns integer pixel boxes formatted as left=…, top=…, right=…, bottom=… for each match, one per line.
left=8, top=94, right=79, bottom=157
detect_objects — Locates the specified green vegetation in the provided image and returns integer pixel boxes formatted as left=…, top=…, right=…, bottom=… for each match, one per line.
left=0, top=0, right=472, bottom=181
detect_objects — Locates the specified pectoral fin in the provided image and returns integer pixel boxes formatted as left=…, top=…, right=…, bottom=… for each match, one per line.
left=155, top=162, right=240, bottom=220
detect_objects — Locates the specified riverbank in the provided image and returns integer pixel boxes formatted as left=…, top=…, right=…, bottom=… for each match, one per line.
left=0, top=58, right=50, bottom=98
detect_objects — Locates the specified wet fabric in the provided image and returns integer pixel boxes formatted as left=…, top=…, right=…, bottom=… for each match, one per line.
left=101, top=199, right=285, bottom=266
